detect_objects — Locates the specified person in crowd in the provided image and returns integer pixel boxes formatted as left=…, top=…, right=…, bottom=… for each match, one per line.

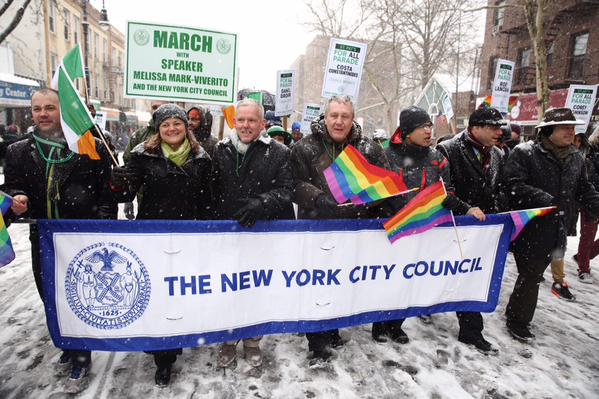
left=372, top=128, right=388, bottom=146
left=506, top=122, right=522, bottom=150
left=573, top=126, right=599, bottom=284
left=437, top=107, right=506, bottom=352
left=290, top=95, right=386, bottom=364
left=376, top=106, right=485, bottom=347
left=503, top=108, right=599, bottom=342
left=498, top=123, right=513, bottom=161
left=110, top=103, right=212, bottom=386
left=291, top=121, right=303, bottom=144
left=122, top=100, right=165, bottom=219
left=187, top=106, right=217, bottom=157
left=212, top=99, right=294, bottom=369
left=1, top=88, right=117, bottom=381
left=267, top=125, right=292, bottom=147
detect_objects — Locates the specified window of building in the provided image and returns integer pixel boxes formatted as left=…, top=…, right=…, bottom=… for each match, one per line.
left=487, top=56, right=498, bottom=89
left=50, top=52, right=58, bottom=77
left=73, top=16, right=80, bottom=44
left=493, top=0, right=506, bottom=34
left=103, top=38, right=108, bottom=63
left=546, top=41, right=554, bottom=67
left=49, top=2, right=56, bottom=33
left=517, top=48, right=532, bottom=85
left=569, top=32, right=588, bottom=80
left=63, top=9, right=70, bottom=41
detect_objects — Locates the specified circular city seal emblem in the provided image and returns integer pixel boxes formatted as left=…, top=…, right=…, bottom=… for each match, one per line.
left=133, top=29, right=150, bottom=46
left=216, top=38, right=231, bottom=54
left=65, top=242, right=151, bottom=330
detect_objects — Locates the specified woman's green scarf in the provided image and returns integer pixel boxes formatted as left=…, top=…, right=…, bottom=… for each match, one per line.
left=161, top=138, right=191, bottom=166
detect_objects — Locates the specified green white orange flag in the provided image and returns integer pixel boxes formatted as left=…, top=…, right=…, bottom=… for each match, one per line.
left=51, top=45, right=100, bottom=160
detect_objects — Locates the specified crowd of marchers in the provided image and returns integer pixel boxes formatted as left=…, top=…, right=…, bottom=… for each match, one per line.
left=3, top=88, right=599, bottom=388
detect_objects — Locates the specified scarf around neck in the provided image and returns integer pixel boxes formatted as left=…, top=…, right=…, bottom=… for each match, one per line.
left=161, top=138, right=191, bottom=167
left=540, top=135, right=576, bottom=164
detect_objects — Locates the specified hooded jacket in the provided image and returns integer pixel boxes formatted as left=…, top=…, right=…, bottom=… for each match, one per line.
left=212, top=134, right=295, bottom=220
left=290, top=115, right=386, bottom=219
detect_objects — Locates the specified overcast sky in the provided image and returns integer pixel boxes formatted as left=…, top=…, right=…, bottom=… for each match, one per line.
left=91, top=0, right=317, bottom=93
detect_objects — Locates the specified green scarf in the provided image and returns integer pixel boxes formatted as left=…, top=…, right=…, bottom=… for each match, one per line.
left=32, top=134, right=75, bottom=219
left=540, top=135, right=577, bottom=164
left=161, top=138, right=191, bottom=167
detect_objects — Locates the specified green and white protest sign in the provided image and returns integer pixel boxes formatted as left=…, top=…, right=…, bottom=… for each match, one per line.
left=322, top=38, right=367, bottom=102
left=94, top=111, right=107, bottom=131
left=125, top=21, right=237, bottom=104
left=491, top=59, right=515, bottom=114
left=301, top=103, right=321, bottom=134
left=565, top=84, right=598, bottom=134
left=275, top=70, right=295, bottom=117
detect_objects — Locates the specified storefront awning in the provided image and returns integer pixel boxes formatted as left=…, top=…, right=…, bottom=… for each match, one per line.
left=0, top=73, right=40, bottom=107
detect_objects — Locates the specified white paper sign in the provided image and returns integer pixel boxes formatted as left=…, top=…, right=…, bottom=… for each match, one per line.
left=275, top=70, right=295, bottom=117
left=94, top=111, right=107, bottom=131
left=442, top=95, right=454, bottom=121
left=301, top=103, right=321, bottom=134
left=565, top=84, right=598, bottom=134
left=321, top=38, right=367, bottom=102
left=491, top=59, right=515, bottom=114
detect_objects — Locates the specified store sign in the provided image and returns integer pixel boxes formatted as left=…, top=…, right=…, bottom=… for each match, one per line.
left=0, top=80, right=36, bottom=107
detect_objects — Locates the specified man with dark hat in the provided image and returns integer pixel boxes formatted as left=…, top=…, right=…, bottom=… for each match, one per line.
left=267, top=125, right=292, bottom=147
left=291, top=121, right=303, bottom=144
left=187, top=106, right=217, bottom=157
left=375, top=106, right=485, bottom=346
left=436, top=107, right=506, bottom=352
left=503, top=107, right=599, bottom=342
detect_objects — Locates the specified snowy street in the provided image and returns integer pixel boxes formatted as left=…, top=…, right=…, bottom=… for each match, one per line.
left=0, top=222, right=598, bottom=398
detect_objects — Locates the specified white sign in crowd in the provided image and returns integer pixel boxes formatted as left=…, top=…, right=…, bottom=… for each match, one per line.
left=321, top=38, right=368, bottom=103
left=275, top=70, right=296, bottom=117
left=565, top=84, right=598, bottom=134
left=491, top=59, right=515, bottom=114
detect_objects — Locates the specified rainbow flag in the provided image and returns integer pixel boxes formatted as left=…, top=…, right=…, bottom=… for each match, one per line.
left=383, top=181, right=452, bottom=244
left=508, top=207, right=556, bottom=241
left=479, top=95, right=518, bottom=113
left=323, top=145, right=409, bottom=205
left=0, top=192, right=15, bottom=268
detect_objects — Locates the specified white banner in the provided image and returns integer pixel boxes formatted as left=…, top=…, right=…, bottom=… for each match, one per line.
left=94, top=111, right=107, bottom=132
left=39, top=217, right=512, bottom=351
left=124, top=21, right=237, bottom=104
left=301, top=103, right=321, bottom=134
left=565, top=84, right=598, bottom=134
left=275, top=70, right=295, bottom=117
left=491, top=59, right=515, bottom=114
left=322, top=38, right=367, bottom=102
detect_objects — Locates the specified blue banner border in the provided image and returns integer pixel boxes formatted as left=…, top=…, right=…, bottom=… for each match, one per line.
left=39, top=215, right=513, bottom=351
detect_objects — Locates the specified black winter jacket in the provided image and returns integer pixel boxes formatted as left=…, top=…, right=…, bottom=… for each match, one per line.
left=437, top=131, right=504, bottom=213
left=290, top=115, right=385, bottom=220
left=212, top=135, right=295, bottom=220
left=384, top=142, right=470, bottom=215
left=503, top=141, right=599, bottom=253
left=2, top=133, right=116, bottom=220
left=115, top=143, right=212, bottom=220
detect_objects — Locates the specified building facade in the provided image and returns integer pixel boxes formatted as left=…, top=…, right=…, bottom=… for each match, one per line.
left=479, top=0, right=599, bottom=133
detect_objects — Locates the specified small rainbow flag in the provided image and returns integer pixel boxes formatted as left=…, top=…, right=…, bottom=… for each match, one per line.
left=508, top=206, right=556, bottom=241
left=323, top=145, right=409, bottom=205
left=480, top=95, right=518, bottom=113
left=383, top=181, right=452, bottom=244
left=0, top=192, right=15, bottom=268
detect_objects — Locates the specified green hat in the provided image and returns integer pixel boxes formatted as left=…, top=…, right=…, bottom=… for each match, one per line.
left=267, top=125, right=292, bottom=145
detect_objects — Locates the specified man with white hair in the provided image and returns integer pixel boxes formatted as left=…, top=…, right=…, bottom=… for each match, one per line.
left=212, top=99, right=295, bottom=369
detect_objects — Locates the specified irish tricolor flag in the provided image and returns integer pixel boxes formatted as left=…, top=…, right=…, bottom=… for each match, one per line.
left=50, top=45, right=100, bottom=160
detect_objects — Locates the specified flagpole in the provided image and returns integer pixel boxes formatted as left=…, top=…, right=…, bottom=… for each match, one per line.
left=337, top=187, right=420, bottom=207
left=439, top=178, right=464, bottom=259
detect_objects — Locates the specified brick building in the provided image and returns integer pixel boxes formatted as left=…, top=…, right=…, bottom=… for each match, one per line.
left=479, top=0, right=599, bottom=136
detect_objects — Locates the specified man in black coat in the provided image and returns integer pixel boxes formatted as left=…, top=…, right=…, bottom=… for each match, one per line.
left=437, top=107, right=505, bottom=352
left=290, top=95, right=386, bottom=364
left=503, top=108, right=599, bottom=342
left=2, top=88, right=117, bottom=382
left=212, top=99, right=294, bottom=369
left=187, top=106, right=217, bottom=158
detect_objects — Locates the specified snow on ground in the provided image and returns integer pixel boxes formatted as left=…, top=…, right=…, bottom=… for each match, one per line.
left=0, top=222, right=598, bottom=399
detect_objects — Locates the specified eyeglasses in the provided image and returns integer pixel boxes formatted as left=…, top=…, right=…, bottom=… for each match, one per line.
left=418, top=122, right=433, bottom=130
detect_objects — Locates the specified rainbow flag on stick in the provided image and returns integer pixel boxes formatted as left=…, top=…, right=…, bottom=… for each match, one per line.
left=51, top=46, right=100, bottom=160
left=324, top=145, right=410, bottom=205
left=504, top=206, right=556, bottom=241
left=0, top=191, right=15, bottom=268
left=383, top=181, right=452, bottom=244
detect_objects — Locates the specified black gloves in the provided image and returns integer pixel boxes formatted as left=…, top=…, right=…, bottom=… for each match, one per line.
left=315, top=194, right=338, bottom=211
left=111, top=166, right=134, bottom=188
left=233, top=198, right=264, bottom=227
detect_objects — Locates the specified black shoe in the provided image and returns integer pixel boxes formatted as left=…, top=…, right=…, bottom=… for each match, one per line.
left=458, top=333, right=493, bottom=352
left=372, top=330, right=389, bottom=343
left=551, top=282, right=576, bottom=301
left=389, top=328, right=409, bottom=344
left=155, top=366, right=172, bottom=387
left=309, top=348, right=332, bottom=366
left=330, top=335, right=347, bottom=349
left=58, top=351, right=71, bottom=369
left=507, top=322, right=535, bottom=343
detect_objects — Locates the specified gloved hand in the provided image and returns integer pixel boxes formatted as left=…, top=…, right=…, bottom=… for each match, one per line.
left=315, top=194, right=339, bottom=211
left=233, top=198, right=264, bottom=227
left=111, top=166, right=134, bottom=188
left=124, top=202, right=135, bottom=220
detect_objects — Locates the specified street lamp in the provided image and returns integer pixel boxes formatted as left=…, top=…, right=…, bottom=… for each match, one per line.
left=99, top=0, right=109, bottom=29
left=81, top=0, right=91, bottom=98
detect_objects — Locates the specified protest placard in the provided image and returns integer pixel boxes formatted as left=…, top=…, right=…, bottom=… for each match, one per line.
left=322, top=38, right=367, bottom=102
left=491, top=59, right=515, bottom=114
left=565, top=84, right=598, bottom=134
left=275, top=70, right=295, bottom=117
left=301, top=103, right=321, bottom=134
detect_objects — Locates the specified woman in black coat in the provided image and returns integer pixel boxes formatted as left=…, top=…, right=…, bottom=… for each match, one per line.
left=111, top=104, right=212, bottom=387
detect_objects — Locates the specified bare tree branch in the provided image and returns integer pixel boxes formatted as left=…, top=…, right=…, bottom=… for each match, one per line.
left=0, top=0, right=32, bottom=45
